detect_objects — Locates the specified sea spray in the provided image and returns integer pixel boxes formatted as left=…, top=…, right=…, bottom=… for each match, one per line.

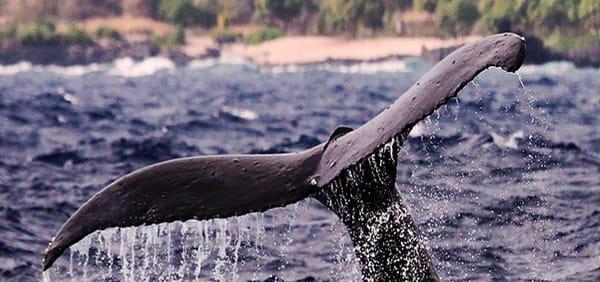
left=515, top=72, right=558, bottom=277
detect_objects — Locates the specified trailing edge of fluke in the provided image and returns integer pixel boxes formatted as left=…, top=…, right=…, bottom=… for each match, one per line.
left=42, top=33, right=526, bottom=272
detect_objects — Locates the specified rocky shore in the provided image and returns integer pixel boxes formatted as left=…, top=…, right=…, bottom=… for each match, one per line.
left=0, top=39, right=199, bottom=66
left=0, top=34, right=596, bottom=67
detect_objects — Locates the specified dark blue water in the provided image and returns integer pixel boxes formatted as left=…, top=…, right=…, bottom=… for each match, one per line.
left=0, top=60, right=598, bottom=281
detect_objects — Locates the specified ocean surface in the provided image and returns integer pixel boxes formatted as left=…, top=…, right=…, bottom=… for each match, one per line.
left=0, top=58, right=598, bottom=281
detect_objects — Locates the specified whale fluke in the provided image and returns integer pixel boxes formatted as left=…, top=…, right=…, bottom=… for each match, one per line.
left=42, top=147, right=325, bottom=270
left=43, top=32, right=526, bottom=279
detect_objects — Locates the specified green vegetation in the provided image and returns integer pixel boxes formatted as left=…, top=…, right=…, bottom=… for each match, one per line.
left=246, top=27, right=284, bottom=44
left=209, top=28, right=242, bottom=44
left=63, top=26, right=92, bottom=45
left=0, top=0, right=595, bottom=55
left=413, top=0, right=438, bottom=12
left=17, top=21, right=57, bottom=46
left=152, top=24, right=186, bottom=47
left=435, top=0, right=478, bottom=36
left=0, top=26, right=16, bottom=42
left=256, top=0, right=314, bottom=22
left=545, top=33, right=600, bottom=53
left=1, top=22, right=94, bottom=46
left=94, top=26, right=121, bottom=40
left=317, top=0, right=387, bottom=35
left=156, top=0, right=216, bottom=27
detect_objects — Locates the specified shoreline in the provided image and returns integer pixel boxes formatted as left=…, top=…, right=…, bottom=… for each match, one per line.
left=219, top=36, right=481, bottom=66
left=0, top=35, right=596, bottom=68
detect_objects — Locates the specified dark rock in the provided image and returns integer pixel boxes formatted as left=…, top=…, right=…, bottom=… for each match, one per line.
left=517, top=32, right=562, bottom=65
left=0, top=39, right=187, bottom=66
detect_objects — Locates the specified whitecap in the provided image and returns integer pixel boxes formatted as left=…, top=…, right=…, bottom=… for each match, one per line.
left=108, top=57, right=175, bottom=77
left=221, top=106, right=258, bottom=121
left=265, top=58, right=426, bottom=74
left=0, top=61, right=33, bottom=75
left=45, top=64, right=105, bottom=76
left=0, top=56, right=428, bottom=77
left=187, top=56, right=249, bottom=70
left=519, top=61, right=599, bottom=75
left=490, top=130, right=524, bottom=149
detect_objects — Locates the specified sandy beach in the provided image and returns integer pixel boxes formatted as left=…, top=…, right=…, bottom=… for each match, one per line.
left=217, top=36, right=481, bottom=65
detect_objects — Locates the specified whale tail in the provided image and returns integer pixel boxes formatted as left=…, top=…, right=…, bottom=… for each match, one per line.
left=43, top=147, right=326, bottom=270
left=43, top=33, right=526, bottom=275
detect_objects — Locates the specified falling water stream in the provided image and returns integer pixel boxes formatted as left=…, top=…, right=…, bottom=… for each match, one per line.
left=42, top=199, right=362, bottom=281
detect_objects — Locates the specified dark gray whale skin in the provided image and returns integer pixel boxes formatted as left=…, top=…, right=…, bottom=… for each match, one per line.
left=42, top=33, right=526, bottom=279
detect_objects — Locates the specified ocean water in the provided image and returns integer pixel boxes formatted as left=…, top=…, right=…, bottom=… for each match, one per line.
left=0, top=58, right=598, bottom=281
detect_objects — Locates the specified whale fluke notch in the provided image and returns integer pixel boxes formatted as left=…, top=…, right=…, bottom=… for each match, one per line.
left=42, top=32, right=526, bottom=278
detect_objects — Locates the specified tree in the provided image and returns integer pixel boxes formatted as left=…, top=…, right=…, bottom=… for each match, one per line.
left=358, top=0, right=385, bottom=30
left=317, top=0, right=385, bottom=36
left=435, top=0, right=479, bottom=36
left=414, top=0, right=438, bottom=13
left=256, top=0, right=307, bottom=22
left=577, top=0, right=600, bottom=29
left=157, top=0, right=216, bottom=27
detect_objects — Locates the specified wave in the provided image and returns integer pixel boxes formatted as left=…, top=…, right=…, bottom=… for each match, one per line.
left=0, top=57, right=175, bottom=77
left=265, top=58, right=428, bottom=74
left=0, top=61, right=104, bottom=76
left=0, top=57, right=597, bottom=78
left=108, top=57, right=175, bottom=77
left=219, top=106, right=258, bottom=121
left=0, top=56, right=425, bottom=77
left=519, top=61, right=600, bottom=75
left=490, top=130, right=525, bottom=150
